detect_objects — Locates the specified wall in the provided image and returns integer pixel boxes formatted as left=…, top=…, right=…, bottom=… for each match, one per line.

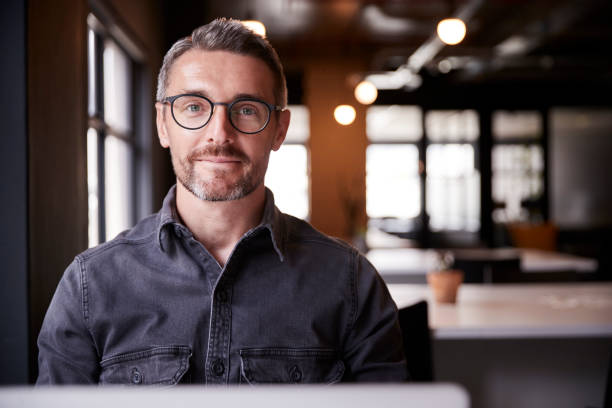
left=26, top=0, right=166, bottom=382
left=27, top=0, right=89, bottom=382
left=0, top=0, right=29, bottom=384
left=305, top=59, right=368, bottom=241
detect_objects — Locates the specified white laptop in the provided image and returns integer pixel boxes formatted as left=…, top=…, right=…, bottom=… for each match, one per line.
left=0, top=384, right=469, bottom=408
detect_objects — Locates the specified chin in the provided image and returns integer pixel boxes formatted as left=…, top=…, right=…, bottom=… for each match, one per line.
left=183, top=178, right=260, bottom=202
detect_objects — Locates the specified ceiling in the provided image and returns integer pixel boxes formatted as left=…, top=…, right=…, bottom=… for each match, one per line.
left=165, top=0, right=612, bottom=92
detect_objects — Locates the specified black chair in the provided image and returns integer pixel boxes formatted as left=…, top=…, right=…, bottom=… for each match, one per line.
left=604, top=346, right=612, bottom=408
left=397, top=300, right=434, bottom=381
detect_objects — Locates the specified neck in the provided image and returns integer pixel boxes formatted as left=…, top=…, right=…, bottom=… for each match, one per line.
left=175, top=182, right=266, bottom=267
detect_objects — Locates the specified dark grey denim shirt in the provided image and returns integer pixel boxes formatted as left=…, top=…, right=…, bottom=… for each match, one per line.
left=37, top=186, right=407, bottom=385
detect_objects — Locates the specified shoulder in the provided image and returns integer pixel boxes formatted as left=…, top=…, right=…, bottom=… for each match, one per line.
left=280, top=213, right=356, bottom=256
left=278, top=212, right=381, bottom=278
left=76, top=212, right=160, bottom=264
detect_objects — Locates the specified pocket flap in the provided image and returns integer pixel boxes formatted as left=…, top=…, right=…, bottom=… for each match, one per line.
left=240, top=348, right=345, bottom=384
left=100, top=345, right=191, bottom=385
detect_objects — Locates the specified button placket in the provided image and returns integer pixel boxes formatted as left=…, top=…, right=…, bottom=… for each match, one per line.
left=216, top=288, right=228, bottom=303
left=206, top=278, right=232, bottom=384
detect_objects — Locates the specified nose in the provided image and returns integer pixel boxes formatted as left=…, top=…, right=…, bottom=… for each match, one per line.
left=204, top=104, right=234, bottom=144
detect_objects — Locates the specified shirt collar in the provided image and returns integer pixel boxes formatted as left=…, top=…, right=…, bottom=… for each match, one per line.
left=156, top=185, right=286, bottom=261
left=260, top=187, right=286, bottom=262
left=156, top=185, right=180, bottom=252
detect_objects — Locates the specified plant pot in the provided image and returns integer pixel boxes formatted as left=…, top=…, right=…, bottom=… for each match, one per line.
left=427, top=269, right=464, bottom=304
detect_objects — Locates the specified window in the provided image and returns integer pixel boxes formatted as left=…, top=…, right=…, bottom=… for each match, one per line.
left=265, top=105, right=310, bottom=219
left=366, top=105, right=422, bottom=220
left=425, top=110, right=480, bottom=232
left=87, top=14, right=148, bottom=247
left=492, top=110, right=544, bottom=222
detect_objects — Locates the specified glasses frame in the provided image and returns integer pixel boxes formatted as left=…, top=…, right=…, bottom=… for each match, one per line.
left=161, top=93, right=283, bottom=134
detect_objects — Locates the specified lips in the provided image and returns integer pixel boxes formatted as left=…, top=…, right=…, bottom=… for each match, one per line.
left=197, top=156, right=242, bottom=163
left=187, top=145, right=249, bottom=165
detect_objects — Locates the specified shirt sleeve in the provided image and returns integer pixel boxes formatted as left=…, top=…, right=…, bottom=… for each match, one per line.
left=342, top=251, right=408, bottom=382
left=37, top=258, right=100, bottom=384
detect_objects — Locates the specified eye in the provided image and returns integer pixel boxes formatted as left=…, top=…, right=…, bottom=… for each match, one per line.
left=235, top=105, right=257, bottom=116
left=175, top=96, right=208, bottom=115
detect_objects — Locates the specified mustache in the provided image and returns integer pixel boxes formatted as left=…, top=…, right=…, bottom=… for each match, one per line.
left=187, top=144, right=249, bottom=163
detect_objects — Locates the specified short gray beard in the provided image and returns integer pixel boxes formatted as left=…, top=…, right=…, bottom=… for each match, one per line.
left=171, top=148, right=265, bottom=202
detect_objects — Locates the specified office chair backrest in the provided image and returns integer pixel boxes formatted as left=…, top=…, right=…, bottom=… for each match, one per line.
left=398, top=300, right=434, bottom=382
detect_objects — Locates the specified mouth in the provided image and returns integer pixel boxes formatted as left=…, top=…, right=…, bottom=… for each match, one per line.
left=196, top=156, right=242, bottom=164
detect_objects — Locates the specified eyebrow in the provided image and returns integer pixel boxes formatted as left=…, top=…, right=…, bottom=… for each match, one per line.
left=176, top=89, right=209, bottom=98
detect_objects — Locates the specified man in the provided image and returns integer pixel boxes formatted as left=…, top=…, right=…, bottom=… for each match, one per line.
left=37, top=18, right=407, bottom=384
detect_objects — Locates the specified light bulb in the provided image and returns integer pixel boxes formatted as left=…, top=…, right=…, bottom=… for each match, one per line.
left=437, top=18, right=466, bottom=45
left=354, top=80, right=378, bottom=105
left=334, top=105, right=356, bottom=126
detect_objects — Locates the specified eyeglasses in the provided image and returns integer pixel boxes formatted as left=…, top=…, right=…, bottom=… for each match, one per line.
left=161, top=94, right=283, bottom=134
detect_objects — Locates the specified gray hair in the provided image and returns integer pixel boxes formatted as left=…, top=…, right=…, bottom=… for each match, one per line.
left=156, top=18, right=287, bottom=107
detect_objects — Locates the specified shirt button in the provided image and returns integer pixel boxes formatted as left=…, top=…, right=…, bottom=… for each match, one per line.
left=289, top=365, right=302, bottom=383
left=131, top=368, right=142, bottom=384
left=211, top=359, right=225, bottom=377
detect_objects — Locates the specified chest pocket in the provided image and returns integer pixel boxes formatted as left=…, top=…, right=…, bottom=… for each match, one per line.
left=99, top=345, right=191, bottom=385
left=239, top=348, right=345, bottom=384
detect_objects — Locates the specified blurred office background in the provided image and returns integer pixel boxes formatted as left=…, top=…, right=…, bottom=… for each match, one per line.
left=2, top=0, right=612, bottom=398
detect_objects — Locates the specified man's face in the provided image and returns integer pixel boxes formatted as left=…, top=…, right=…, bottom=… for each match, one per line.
left=155, top=49, right=290, bottom=201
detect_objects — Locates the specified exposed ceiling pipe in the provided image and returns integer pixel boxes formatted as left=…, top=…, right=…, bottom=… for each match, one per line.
left=366, top=0, right=484, bottom=90
left=407, top=0, right=484, bottom=73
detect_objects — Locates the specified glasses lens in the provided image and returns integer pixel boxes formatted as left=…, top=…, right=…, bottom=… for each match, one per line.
left=172, top=95, right=212, bottom=129
left=230, top=100, right=270, bottom=133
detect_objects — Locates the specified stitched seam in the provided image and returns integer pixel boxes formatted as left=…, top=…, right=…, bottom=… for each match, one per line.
left=240, top=348, right=337, bottom=358
left=343, top=249, right=358, bottom=350
left=77, top=256, right=103, bottom=358
left=78, top=257, right=89, bottom=326
left=79, top=231, right=157, bottom=262
left=295, top=238, right=352, bottom=251
left=100, top=346, right=191, bottom=367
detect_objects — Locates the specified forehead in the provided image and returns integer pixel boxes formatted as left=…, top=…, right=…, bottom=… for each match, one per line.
left=167, top=49, right=275, bottom=100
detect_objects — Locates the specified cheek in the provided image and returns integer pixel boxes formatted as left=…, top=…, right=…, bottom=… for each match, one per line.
left=167, top=130, right=199, bottom=155
left=244, top=140, right=274, bottom=165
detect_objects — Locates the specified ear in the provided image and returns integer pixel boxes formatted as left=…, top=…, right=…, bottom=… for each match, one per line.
left=271, top=109, right=291, bottom=151
left=155, top=102, right=170, bottom=148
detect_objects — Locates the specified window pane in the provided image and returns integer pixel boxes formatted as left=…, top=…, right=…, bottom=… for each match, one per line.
left=426, top=144, right=480, bottom=231
left=367, top=105, right=422, bottom=142
left=87, top=29, right=97, bottom=117
left=426, top=110, right=479, bottom=142
left=285, top=105, right=309, bottom=143
left=550, top=108, right=612, bottom=227
left=265, top=145, right=309, bottom=219
left=103, top=40, right=132, bottom=134
left=493, top=110, right=542, bottom=140
left=492, top=144, right=544, bottom=222
left=87, top=128, right=99, bottom=247
left=366, top=144, right=420, bottom=219
left=105, top=135, right=133, bottom=240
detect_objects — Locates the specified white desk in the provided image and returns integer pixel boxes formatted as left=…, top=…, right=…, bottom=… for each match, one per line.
left=521, top=248, right=598, bottom=272
left=368, top=247, right=598, bottom=283
left=390, top=283, right=612, bottom=408
left=389, top=282, right=612, bottom=339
